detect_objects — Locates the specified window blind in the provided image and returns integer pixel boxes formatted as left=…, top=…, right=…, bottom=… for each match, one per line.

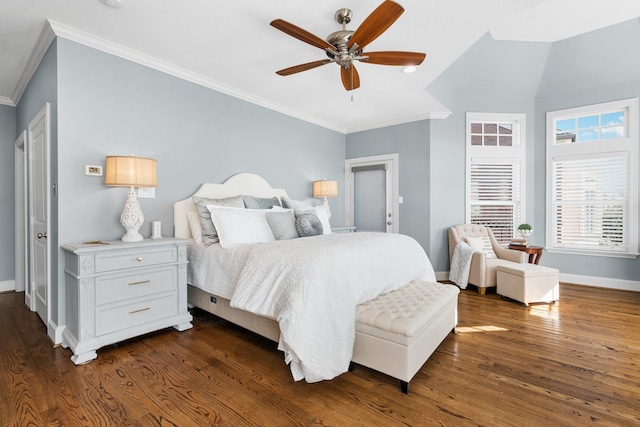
left=552, top=155, right=628, bottom=251
left=469, top=162, right=521, bottom=245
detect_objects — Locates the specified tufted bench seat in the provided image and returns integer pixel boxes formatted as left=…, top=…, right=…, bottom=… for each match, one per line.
left=351, top=279, right=459, bottom=394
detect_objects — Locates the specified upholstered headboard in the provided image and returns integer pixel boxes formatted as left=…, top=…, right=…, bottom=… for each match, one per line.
left=173, top=173, right=289, bottom=239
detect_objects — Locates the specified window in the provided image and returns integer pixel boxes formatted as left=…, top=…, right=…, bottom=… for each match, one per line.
left=546, top=98, right=638, bottom=258
left=466, top=113, right=526, bottom=246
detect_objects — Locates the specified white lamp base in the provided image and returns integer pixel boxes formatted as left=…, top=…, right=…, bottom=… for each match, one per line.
left=120, top=187, right=144, bottom=242
left=322, top=197, right=332, bottom=219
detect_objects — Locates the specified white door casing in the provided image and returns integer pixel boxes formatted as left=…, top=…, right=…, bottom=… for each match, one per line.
left=345, top=153, right=399, bottom=233
left=28, top=103, right=51, bottom=332
left=15, top=131, right=27, bottom=295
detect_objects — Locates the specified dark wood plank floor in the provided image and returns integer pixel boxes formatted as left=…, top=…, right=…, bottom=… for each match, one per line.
left=1, top=283, right=639, bottom=426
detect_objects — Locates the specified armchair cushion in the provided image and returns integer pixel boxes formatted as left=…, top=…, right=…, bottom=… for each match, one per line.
left=464, top=236, right=497, bottom=258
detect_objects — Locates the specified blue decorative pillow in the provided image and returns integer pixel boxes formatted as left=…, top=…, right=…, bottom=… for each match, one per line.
left=266, top=211, right=299, bottom=240
left=295, top=212, right=323, bottom=237
left=243, top=195, right=281, bottom=209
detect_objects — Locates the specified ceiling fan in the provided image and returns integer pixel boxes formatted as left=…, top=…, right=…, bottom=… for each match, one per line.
left=270, top=0, right=426, bottom=91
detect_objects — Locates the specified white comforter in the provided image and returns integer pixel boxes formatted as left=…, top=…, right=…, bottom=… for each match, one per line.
left=228, top=232, right=435, bottom=383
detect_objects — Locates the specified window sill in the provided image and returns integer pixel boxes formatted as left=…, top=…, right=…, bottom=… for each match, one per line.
left=546, top=248, right=639, bottom=259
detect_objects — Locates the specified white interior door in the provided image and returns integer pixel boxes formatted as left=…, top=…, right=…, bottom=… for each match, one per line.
left=345, top=154, right=399, bottom=233
left=28, top=104, right=51, bottom=326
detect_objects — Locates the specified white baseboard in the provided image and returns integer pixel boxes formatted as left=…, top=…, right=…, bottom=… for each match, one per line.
left=0, top=280, right=15, bottom=292
left=436, top=271, right=640, bottom=292
left=436, top=271, right=450, bottom=282
left=559, top=273, right=640, bottom=292
left=49, top=319, right=66, bottom=346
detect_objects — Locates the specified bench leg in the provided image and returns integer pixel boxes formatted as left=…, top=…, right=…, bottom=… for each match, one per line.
left=478, top=287, right=486, bottom=295
left=400, top=381, right=409, bottom=394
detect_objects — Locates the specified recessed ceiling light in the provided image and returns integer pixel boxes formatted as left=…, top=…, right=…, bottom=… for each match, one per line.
left=101, top=0, right=124, bottom=8
left=402, top=66, right=417, bottom=74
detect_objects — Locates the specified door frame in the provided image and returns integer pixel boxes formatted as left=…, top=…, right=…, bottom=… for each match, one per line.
left=344, top=153, right=399, bottom=233
left=27, top=103, right=52, bottom=339
left=15, top=131, right=27, bottom=295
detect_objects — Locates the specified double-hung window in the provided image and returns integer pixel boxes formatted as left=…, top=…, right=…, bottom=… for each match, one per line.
left=466, top=113, right=526, bottom=246
left=546, top=98, right=638, bottom=258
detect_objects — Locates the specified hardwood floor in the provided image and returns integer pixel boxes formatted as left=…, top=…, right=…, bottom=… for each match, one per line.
left=1, top=283, right=639, bottom=426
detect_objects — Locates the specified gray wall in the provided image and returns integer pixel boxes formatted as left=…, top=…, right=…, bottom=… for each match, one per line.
left=0, top=104, right=17, bottom=281
left=51, top=39, right=345, bottom=326
left=534, top=18, right=640, bottom=281
left=346, top=120, right=431, bottom=255
left=425, top=33, right=549, bottom=272
left=6, top=17, right=640, bottom=327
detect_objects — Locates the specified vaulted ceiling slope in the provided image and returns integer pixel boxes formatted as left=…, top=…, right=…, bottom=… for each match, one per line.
left=2, top=0, right=640, bottom=133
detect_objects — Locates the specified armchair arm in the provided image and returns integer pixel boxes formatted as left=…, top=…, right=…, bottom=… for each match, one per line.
left=494, top=246, right=527, bottom=263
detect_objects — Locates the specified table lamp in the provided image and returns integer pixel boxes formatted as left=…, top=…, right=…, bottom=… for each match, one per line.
left=105, top=155, right=157, bottom=242
left=312, top=179, right=338, bottom=218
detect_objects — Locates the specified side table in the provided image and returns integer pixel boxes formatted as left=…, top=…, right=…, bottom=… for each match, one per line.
left=332, top=226, right=357, bottom=233
left=508, top=244, right=544, bottom=265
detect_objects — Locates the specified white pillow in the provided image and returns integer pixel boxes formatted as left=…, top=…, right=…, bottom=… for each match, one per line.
left=207, top=206, right=275, bottom=248
left=465, top=236, right=497, bottom=258
left=186, top=211, right=203, bottom=244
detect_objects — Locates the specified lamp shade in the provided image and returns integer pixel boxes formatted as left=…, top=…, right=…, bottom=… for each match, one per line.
left=313, top=180, right=338, bottom=198
left=105, top=156, right=157, bottom=188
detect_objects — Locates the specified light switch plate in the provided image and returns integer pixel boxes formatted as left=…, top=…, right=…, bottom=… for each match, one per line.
left=137, top=188, right=155, bottom=198
left=85, top=165, right=103, bottom=176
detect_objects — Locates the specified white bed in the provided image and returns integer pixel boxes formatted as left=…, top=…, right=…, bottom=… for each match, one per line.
left=173, top=173, right=437, bottom=382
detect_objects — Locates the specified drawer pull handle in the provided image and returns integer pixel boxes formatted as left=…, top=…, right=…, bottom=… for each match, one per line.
left=136, top=257, right=144, bottom=262
left=129, top=307, right=150, bottom=314
left=128, top=280, right=151, bottom=286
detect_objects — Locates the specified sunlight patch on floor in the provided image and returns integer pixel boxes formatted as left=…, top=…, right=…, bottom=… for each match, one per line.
left=528, top=303, right=560, bottom=320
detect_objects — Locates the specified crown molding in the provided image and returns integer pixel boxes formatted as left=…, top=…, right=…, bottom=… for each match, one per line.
left=345, top=111, right=451, bottom=134
left=46, top=20, right=347, bottom=133
left=0, top=96, right=15, bottom=106
left=12, top=20, right=447, bottom=133
left=11, top=21, right=56, bottom=105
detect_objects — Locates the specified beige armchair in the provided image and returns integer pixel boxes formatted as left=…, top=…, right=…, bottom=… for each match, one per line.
left=448, top=224, right=527, bottom=294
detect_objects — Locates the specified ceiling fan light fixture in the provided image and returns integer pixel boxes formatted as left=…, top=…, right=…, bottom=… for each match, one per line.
left=402, top=66, right=417, bottom=74
left=270, top=1, right=425, bottom=91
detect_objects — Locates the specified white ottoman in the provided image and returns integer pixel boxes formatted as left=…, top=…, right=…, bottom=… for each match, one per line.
left=496, top=263, right=559, bottom=306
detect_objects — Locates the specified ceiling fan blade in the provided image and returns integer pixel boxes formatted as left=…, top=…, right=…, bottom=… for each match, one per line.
left=270, top=19, right=336, bottom=51
left=348, top=0, right=404, bottom=51
left=340, top=65, right=361, bottom=91
left=360, top=51, right=426, bottom=66
left=276, top=59, right=332, bottom=76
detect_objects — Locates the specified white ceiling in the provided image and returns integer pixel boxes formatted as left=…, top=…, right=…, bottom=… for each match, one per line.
left=2, top=0, right=640, bottom=133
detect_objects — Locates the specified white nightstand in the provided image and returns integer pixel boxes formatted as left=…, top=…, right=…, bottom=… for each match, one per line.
left=332, top=226, right=357, bottom=233
left=61, top=238, right=193, bottom=365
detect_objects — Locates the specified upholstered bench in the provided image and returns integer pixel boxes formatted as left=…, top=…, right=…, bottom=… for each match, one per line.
left=496, top=263, right=559, bottom=306
left=351, top=280, right=459, bottom=394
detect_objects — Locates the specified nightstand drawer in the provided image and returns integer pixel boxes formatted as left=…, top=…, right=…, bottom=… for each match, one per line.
left=95, top=267, right=177, bottom=305
left=95, top=294, right=177, bottom=336
left=94, top=246, right=177, bottom=273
